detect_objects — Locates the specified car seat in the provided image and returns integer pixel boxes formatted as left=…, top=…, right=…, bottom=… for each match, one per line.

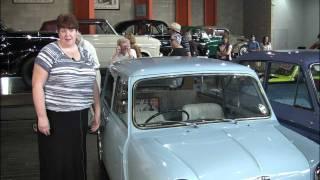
left=182, top=103, right=224, bottom=121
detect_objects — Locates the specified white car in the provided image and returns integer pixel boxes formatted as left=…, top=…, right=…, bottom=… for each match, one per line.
left=40, top=19, right=162, bottom=68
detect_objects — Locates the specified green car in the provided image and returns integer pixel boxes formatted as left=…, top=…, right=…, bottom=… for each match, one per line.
left=182, top=26, right=248, bottom=58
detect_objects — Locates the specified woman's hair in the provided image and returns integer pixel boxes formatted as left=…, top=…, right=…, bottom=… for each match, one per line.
left=125, top=33, right=136, bottom=45
left=262, top=35, right=270, bottom=45
left=117, top=37, right=130, bottom=46
left=125, top=33, right=142, bottom=58
left=56, top=14, right=79, bottom=30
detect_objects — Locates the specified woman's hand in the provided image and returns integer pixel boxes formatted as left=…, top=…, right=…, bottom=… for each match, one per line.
left=90, top=114, right=100, bottom=132
left=38, top=117, right=50, bottom=136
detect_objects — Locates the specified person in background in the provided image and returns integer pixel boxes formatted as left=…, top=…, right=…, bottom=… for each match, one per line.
left=309, top=33, right=320, bottom=49
left=261, top=35, right=272, bottom=51
left=216, top=34, right=232, bottom=61
left=32, top=13, right=100, bottom=180
left=125, top=32, right=142, bottom=58
left=111, top=37, right=137, bottom=63
left=169, top=22, right=191, bottom=56
left=168, top=33, right=188, bottom=56
left=76, top=32, right=101, bottom=91
left=247, top=34, right=261, bottom=52
left=184, top=31, right=199, bottom=56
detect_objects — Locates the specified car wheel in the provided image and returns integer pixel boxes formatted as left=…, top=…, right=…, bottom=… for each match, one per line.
left=238, top=45, right=248, bottom=56
left=21, top=57, right=35, bottom=88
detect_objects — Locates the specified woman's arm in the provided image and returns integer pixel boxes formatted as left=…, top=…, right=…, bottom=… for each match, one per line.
left=90, top=81, right=101, bottom=132
left=32, top=64, right=50, bottom=136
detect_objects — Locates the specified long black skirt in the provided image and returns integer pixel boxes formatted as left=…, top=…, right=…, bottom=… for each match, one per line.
left=38, top=109, right=88, bottom=180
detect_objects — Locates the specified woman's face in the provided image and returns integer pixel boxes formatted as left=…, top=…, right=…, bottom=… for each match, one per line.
left=120, top=41, right=130, bottom=52
left=58, top=28, right=77, bottom=46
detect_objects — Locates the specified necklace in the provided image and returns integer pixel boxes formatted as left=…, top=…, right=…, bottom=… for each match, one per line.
left=57, top=41, right=80, bottom=61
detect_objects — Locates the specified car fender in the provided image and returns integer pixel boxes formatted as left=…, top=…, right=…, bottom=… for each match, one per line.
left=276, top=124, right=320, bottom=175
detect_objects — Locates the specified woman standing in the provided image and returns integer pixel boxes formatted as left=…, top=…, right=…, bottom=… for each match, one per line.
left=261, top=35, right=272, bottom=51
left=32, top=14, right=100, bottom=180
left=216, top=34, right=233, bottom=61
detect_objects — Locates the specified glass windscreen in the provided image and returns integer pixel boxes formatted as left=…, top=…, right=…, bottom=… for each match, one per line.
left=79, top=22, right=116, bottom=35
left=133, top=74, right=270, bottom=129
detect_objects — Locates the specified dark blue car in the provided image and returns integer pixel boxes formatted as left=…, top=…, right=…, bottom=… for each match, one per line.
left=236, top=50, right=320, bottom=143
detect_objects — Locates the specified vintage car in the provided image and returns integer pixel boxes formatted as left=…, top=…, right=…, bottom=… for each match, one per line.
left=0, top=20, right=58, bottom=87
left=40, top=19, right=161, bottom=67
left=0, top=19, right=161, bottom=87
left=98, top=57, right=320, bottom=180
left=235, top=50, right=320, bottom=143
left=182, top=26, right=248, bottom=58
left=114, top=19, right=171, bottom=56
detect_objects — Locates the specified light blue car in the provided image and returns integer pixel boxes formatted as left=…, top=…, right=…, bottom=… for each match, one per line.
left=99, top=57, right=320, bottom=180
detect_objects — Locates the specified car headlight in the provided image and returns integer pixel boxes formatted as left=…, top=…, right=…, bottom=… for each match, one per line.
left=315, top=164, right=320, bottom=180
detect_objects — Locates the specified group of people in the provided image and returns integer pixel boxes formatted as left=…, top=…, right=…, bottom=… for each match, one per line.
left=216, top=33, right=272, bottom=61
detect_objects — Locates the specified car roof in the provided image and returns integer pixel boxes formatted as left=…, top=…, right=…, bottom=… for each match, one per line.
left=235, top=50, right=320, bottom=66
left=110, top=57, right=256, bottom=78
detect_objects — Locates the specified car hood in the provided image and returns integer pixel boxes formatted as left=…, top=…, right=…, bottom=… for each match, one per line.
left=132, top=122, right=311, bottom=179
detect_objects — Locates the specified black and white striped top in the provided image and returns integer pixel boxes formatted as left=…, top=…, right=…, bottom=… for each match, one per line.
left=35, top=42, right=99, bottom=112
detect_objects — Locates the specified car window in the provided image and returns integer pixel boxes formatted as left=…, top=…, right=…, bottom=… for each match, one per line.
left=133, top=74, right=270, bottom=129
left=241, top=61, right=267, bottom=83
left=152, top=23, right=169, bottom=35
left=310, top=63, right=320, bottom=99
left=79, top=22, right=115, bottom=35
left=113, top=77, right=128, bottom=125
left=122, top=24, right=135, bottom=35
left=266, top=63, right=313, bottom=109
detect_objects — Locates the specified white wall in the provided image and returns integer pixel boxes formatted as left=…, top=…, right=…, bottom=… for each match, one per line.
left=217, top=0, right=244, bottom=35
left=271, top=0, right=319, bottom=49
left=152, top=0, right=175, bottom=25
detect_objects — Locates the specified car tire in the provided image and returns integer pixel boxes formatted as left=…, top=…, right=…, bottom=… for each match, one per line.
left=21, top=57, right=35, bottom=88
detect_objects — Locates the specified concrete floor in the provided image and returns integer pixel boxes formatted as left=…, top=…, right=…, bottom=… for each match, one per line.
left=0, top=93, right=107, bottom=180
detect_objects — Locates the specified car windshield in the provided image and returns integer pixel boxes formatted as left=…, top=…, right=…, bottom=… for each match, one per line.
left=310, top=63, right=320, bottom=98
left=79, top=21, right=116, bottom=35
left=133, top=74, right=270, bottom=129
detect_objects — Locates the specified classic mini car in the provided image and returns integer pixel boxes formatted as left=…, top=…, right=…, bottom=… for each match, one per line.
left=114, top=19, right=171, bottom=56
left=0, top=19, right=161, bottom=87
left=236, top=50, right=320, bottom=143
left=98, top=57, right=320, bottom=180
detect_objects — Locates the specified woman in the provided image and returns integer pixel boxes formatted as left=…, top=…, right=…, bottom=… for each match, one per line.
left=125, top=32, right=142, bottom=58
left=32, top=14, right=100, bottom=180
left=168, top=33, right=188, bottom=56
left=261, top=35, right=272, bottom=51
left=216, top=34, right=232, bottom=61
left=111, top=37, right=137, bottom=62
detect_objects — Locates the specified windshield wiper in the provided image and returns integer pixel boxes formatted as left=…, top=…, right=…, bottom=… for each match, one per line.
left=139, top=120, right=199, bottom=128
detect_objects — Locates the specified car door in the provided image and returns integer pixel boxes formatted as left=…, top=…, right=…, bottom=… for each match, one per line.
left=101, top=71, right=129, bottom=180
left=265, top=62, right=319, bottom=143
